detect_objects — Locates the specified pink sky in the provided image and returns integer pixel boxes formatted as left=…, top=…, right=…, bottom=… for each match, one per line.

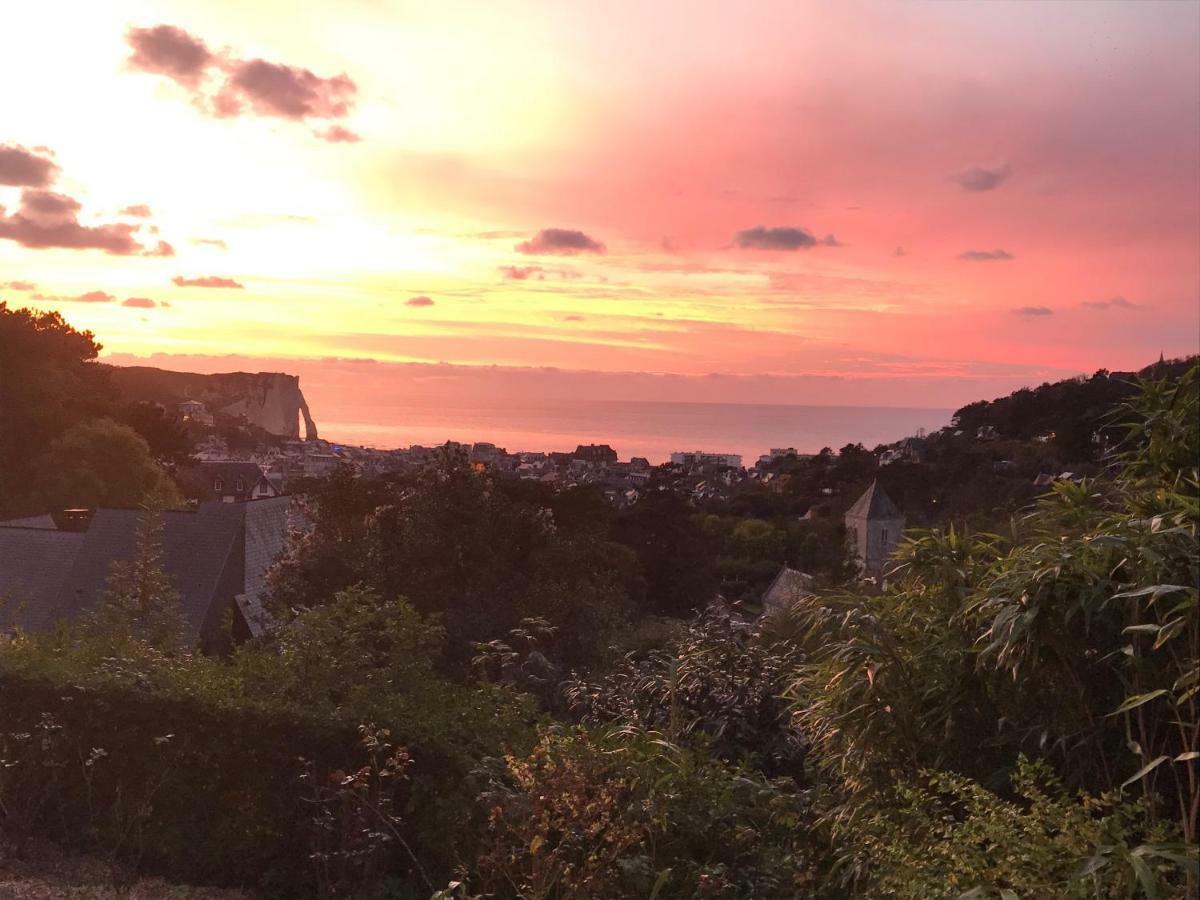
left=2, top=0, right=1198, bottom=413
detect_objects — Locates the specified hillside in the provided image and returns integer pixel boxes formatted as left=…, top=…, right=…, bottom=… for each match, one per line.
left=103, top=365, right=319, bottom=441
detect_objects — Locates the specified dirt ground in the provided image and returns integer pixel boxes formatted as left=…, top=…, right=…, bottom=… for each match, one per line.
left=0, top=840, right=249, bottom=900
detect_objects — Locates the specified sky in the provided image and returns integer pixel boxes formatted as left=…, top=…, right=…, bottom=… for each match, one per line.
left=2, top=0, right=1198, bottom=419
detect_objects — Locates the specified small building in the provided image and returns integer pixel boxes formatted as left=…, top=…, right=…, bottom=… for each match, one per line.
left=573, top=444, right=618, bottom=466
left=845, top=480, right=905, bottom=584
left=176, top=461, right=280, bottom=503
left=670, top=450, right=743, bottom=468
left=760, top=565, right=815, bottom=616
left=0, top=498, right=298, bottom=651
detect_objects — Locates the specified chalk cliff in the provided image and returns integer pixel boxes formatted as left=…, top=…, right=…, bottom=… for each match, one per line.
left=105, top=366, right=319, bottom=440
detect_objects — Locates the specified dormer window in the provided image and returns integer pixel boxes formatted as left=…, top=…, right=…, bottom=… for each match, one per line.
left=213, top=477, right=224, bottom=492
left=235, top=476, right=245, bottom=492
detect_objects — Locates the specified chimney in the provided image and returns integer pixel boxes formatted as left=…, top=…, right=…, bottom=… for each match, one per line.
left=55, top=508, right=95, bottom=532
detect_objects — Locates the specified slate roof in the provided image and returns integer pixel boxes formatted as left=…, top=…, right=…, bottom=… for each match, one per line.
left=760, top=565, right=815, bottom=615
left=845, top=480, right=903, bottom=521
left=0, top=528, right=87, bottom=631
left=1, top=498, right=295, bottom=647
left=176, top=461, right=274, bottom=502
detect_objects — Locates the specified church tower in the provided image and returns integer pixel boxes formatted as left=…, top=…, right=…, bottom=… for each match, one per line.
left=844, top=480, right=905, bottom=583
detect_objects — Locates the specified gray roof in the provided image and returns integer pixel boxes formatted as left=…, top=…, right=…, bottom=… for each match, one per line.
left=845, top=480, right=903, bottom=521
left=761, top=566, right=815, bottom=614
left=1, top=498, right=295, bottom=647
left=0, top=528, right=87, bottom=631
left=0, top=514, right=58, bottom=529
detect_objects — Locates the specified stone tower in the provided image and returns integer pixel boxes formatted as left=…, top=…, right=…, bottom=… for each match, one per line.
left=845, top=480, right=905, bottom=583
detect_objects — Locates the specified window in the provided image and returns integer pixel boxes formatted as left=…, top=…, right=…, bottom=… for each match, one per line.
left=213, top=477, right=224, bottom=492
left=235, top=476, right=245, bottom=492
left=882, top=527, right=889, bottom=545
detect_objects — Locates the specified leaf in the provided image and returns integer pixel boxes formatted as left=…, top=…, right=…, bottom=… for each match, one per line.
left=1121, top=755, right=1170, bottom=790
left=648, top=868, right=672, bottom=900
left=1110, top=690, right=1168, bottom=716
left=528, top=834, right=544, bottom=856
left=1126, top=851, right=1156, bottom=900
left=999, top=891, right=1019, bottom=900
left=1151, top=617, right=1186, bottom=650
left=1074, top=847, right=1111, bottom=878
left=1173, top=751, right=1199, bottom=762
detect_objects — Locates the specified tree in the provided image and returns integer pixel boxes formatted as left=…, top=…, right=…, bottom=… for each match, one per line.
left=38, top=418, right=183, bottom=511
left=92, top=511, right=189, bottom=653
left=0, top=302, right=109, bottom=516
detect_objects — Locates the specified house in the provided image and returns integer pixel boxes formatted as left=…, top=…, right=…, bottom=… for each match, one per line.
left=178, top=399, right=214, bottom=426
left=845, top=480, right=905, bottom=584
left=759, top=565, right=815, bottom=616
left=0, top=498, right=298, bottom=651
left=573, top=444, right=618, bottom=466
left=670, top=450, right=743, bottom=468
left=976, top=425, right=999, bottom=441
left=176, top=461, right=280, bottom=503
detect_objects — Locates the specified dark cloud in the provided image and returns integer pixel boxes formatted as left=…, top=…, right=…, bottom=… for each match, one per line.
left=126, top=24, right=214, bottom=86
left=0, top=280, right=37, bottom=291
left=0, top=144, right=59, bottom=188
left=1013, top=306, right=1053, bottom=316
left=127, top=25, right=359, bottom=138
left=172, top=275, right=244, bottom=288
left=501, top=265, right=546, bottom=280
left=406, top=295, right=434, bottom=307
left=516, top=228, right=605, bottom=255
left=317, top=125, right=361, bottom=143
left=1082, top=296, right=1140, bottom=310
left=122, top=296, right=157, bottom=308
left=734, top=225, right=839, bottom=251
left=217, top=59, right=356, bottom=120
left=953, top=164, right=1012, bottom=192
left=0, top=190, right=167, bottom=256
left=20, top=190, right=82, bottom=221
left=120, top=204, right=153, bottom=217
left=958, top=249, right=1014, bottom=261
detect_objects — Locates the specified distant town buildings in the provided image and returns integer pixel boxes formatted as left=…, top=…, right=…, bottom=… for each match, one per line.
left=670, top=450, right=743, bottom=468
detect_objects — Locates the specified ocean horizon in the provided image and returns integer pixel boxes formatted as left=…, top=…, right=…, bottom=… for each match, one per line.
left=319, top=398, right=956, bottom=464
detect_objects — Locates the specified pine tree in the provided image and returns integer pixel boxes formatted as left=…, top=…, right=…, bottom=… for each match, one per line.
left=92, top=511, right=189, bottom=653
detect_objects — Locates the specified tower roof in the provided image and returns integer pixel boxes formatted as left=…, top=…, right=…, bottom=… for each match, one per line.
left=845, top=480, right=903, bottom=521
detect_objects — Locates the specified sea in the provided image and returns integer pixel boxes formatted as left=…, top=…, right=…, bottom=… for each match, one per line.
left=319, top=400, right=955, bottom=464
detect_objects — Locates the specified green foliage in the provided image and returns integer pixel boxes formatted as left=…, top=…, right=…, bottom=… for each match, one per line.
left=851, top=758, right=1190, bottom=899
left=563, top=606, right=805, bottom=776
left=473, top=727, right=814, bottom=899
left=271, top=451, right=638, bottom=670
left=90, top=511, right=189, bottom=654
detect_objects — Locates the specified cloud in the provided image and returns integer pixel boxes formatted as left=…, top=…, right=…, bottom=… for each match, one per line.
left=126, top=24, right=214, bottom=86
left=563, top=315, right=586, bottom=322
left=20, top=190, right=81, bottom=221
left=406, top=295, right=434, bottom=307
left=0, top=144, right=58, bottom=187
left=73, top=291, right=117, bottom=303
left=734, top=225, right=839, bottom=250
left=190, top=237, right=228, bottom=249
left=217, top=59, right=356, bottom=121
left=122, top=296, right=157, bottom=308
left=0, top=190, right=170, bottom=256
left=958, top=249, right=1014, bottom=261
left=1082, top=296, right=1141, bottom=310
left=516, top=228, right=605, bottom=255
left=500, top=265, right=545, bottom=280
left=0, top=280, right=37, bottom=291
left=317, top=125, right=361, bottom=143
left=172, top=275, right=244, bottom=288
left=953, top=164, right=1012, bottom=192
left=1013, top=305, right=1053, bottom=316
left=127, top=25, right=358, bottom=137
left=120, top=204, right=153, bottom=217
left=894, top=246, right=908, bottom=257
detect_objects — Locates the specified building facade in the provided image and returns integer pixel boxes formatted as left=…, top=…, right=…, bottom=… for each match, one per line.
left=844, top=480, right=905, bottom=583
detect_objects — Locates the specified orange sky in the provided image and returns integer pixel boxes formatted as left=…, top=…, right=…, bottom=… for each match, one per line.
left=2, top=0, right=1198, bottom=409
